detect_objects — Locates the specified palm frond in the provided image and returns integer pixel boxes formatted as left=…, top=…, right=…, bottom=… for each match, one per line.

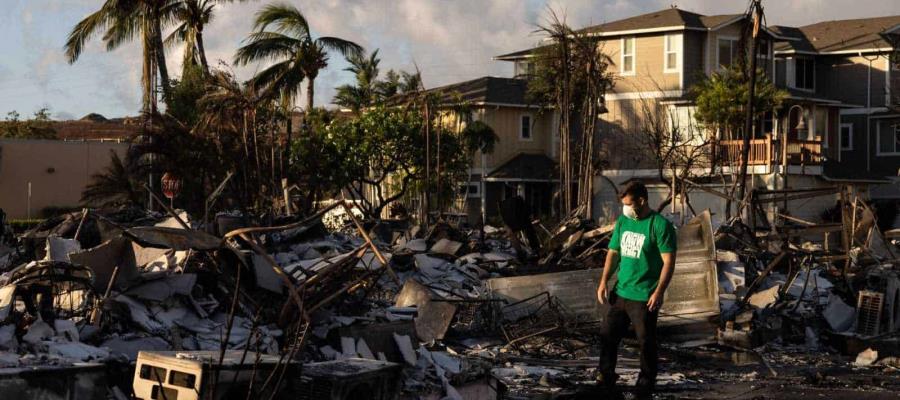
left=65, top=7, right=113, bottom=63
left=248, top=59, right=303, bottom=99
left=316, top=36, right=363, bottom=59
left=101, top=9, right=142, bottom=52
left=252, top=3, right=310, bottom=39
left=234, top=32, right=299, bottom=65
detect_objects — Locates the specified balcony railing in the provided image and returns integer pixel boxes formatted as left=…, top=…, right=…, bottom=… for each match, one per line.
left=714, top=135, right=822, bottom=166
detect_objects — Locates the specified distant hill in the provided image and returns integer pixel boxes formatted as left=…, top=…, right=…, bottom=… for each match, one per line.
left=0, top=113, right=142, bottom=141
left=53, top=114, right=141, bottom=140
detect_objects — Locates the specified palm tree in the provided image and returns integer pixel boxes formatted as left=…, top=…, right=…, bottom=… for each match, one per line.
left=378, top=70, right=424, bottom=98
left=197, top=70, right=266, bottom=204
left=333, top=49, right=381, bottom=113
left=81, top=151, right=143, bottom=208
left=65, top=0, right=175, bottom=110
left=166, top=0, right=250, bottom=73
left=234, top=3, right=363, bottom=110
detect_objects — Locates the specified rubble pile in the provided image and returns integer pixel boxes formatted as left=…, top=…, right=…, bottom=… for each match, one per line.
left=0, top=210, right=283, bottom=371
left=0, top=200, right=899, bottom=398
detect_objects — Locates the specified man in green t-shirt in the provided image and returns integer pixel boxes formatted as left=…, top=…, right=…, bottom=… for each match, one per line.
left=596, top=181, right=677, bottom=398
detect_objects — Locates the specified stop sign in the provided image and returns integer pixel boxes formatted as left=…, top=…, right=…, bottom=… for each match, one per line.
left=161, top=172, right=182, bottom=199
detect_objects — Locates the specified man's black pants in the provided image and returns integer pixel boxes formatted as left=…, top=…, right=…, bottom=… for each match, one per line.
left=598, top=292, right=659, bottom=389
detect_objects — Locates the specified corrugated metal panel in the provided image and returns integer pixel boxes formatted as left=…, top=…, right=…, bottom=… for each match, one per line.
left=487, top=268, right=605, bottom=322
left=486, top=210, right=719, bottom=325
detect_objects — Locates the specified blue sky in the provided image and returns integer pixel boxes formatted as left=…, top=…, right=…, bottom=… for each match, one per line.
left=1, top=0, right=898, bottom=120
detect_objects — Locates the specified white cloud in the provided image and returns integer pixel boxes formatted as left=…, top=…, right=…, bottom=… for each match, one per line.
left=7, top=0, right=900, bottom=117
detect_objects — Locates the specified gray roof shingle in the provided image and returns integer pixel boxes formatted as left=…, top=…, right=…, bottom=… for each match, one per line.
left=391, top=76, right=531, bottom=106
left=773, top=16, right=900, bottom=53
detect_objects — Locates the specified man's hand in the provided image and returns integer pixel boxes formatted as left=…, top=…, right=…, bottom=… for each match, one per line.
left=646, top=291, right=664, bottom=312
left=597, top=282, right=608, bottom=304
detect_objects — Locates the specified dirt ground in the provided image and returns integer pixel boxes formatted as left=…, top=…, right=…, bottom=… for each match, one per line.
left=503, top=342, right=900, bottom=399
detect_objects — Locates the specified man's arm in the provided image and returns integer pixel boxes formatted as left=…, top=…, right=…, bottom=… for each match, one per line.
left=647, top=252, right=675, bottom=311
left=597, top=249, right=619, bottom=304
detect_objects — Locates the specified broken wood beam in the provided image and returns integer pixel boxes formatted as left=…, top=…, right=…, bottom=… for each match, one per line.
left=90, top=265, right=119, bottom=326
left=73, top=208, right=89, bottom=241
left=339, top=199, right=402, bottom=286
left=739, top=251, right=789, bottom=307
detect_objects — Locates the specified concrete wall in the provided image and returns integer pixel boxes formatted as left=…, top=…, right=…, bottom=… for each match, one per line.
left=0, top=139, right=129, bottom=219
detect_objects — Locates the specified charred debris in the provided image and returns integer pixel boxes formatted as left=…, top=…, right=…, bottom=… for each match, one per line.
left=0, top=188, right=898, bottom=399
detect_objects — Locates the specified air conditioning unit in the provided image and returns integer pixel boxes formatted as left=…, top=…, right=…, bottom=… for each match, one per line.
left=132, top=350, right=293, bottom=400
left=295, top=358, right=402, bottom=400
left=856, top=290, right=884, bottom=336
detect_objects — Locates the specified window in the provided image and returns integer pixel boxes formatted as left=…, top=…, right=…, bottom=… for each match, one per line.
left=664, top=34, right=679, bottom=72
left=520, top=114, right=532, bottom=140
left=667, top=105, right=701, bottom=145
left=814, top=106, right=828, bottom=144
left=878, top=124, right=900, bottom=154
left=514, top=60, right=534, bottom=78
left=717, top=37, right=738, bottom=68
left=139, top=364, right=167, bottom=382
left=458, top=183, right=480, bottom=197
left=621, top=37, right=635, bottom=75
left=840, top=123, right=853, bottom=150
left=757, top=111, right=774, bottom=138
left=168, top=370, right=197, bottom=389
left=793, top=58, right=815, bottom=90
left=758, top=40, right=772, bottom=77
left=757, top=40, right=771, bottom=62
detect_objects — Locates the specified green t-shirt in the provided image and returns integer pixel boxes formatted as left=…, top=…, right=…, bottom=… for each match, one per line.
left=607, top=211, right=677, bottom=301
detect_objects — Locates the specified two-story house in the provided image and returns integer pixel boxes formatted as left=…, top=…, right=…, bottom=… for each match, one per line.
left=495, top=7, right=899, bottom=225
left=771, top=17, right=900, bottom=200
left=401, top=77, right=558, bottom=223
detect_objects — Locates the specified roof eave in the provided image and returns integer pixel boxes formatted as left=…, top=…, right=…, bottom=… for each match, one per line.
left=706, top=15, right=745, bottom=31
left=775, top=47, right=894, bottom=55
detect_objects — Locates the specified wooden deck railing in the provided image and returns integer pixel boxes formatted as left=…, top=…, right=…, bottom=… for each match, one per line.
left=714, top=136, right=822, bottom=166
left=715, top=137, right=772, bottom=166
left=784, top=139, right=823, bottom=164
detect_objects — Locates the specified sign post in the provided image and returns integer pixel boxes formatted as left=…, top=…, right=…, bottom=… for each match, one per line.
left=161, top=172, right=182, bottom=209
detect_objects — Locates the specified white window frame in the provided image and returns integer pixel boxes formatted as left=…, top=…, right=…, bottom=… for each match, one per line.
left=664, top=34, right=680, bottom=73
left=840, top=123, right=854, bottom=151
left=620, top=37, right=636, bottom=76
left=877, top=123, right=900, bottom=155
left=460, top=182, right=480, bottom=198
left=519, top=113, right=534, bottom=141
left=716, top=36, right=738, bottom=70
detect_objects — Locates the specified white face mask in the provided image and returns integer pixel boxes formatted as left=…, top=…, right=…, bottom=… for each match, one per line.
left=622, top=204, right=639, bottom=220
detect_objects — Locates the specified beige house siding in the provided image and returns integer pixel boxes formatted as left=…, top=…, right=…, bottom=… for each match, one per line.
left=683, top=31, right=706, bottom=90
left=604, top=33, right=681, bottom=94
left=599, top=98, right=665, bottom=170
left=0, top=139, right=129, bottom=219
left=472, top=107, right=554, bottom=170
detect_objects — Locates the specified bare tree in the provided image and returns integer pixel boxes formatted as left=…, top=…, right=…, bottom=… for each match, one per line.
left=634, top=93, right=712, bottom=221
left=530, top=9, right=615, bottom=219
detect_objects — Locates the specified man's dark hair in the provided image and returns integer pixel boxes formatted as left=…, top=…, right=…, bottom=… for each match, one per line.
left=619, top=181, right=648, bottom=200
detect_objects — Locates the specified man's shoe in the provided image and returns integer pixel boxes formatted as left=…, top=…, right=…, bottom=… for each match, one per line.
left=634, top=384, right=654, bottom=400
left=595, top=372, right=618, bottom=387
left=595, top=373, right=624, bottom=400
